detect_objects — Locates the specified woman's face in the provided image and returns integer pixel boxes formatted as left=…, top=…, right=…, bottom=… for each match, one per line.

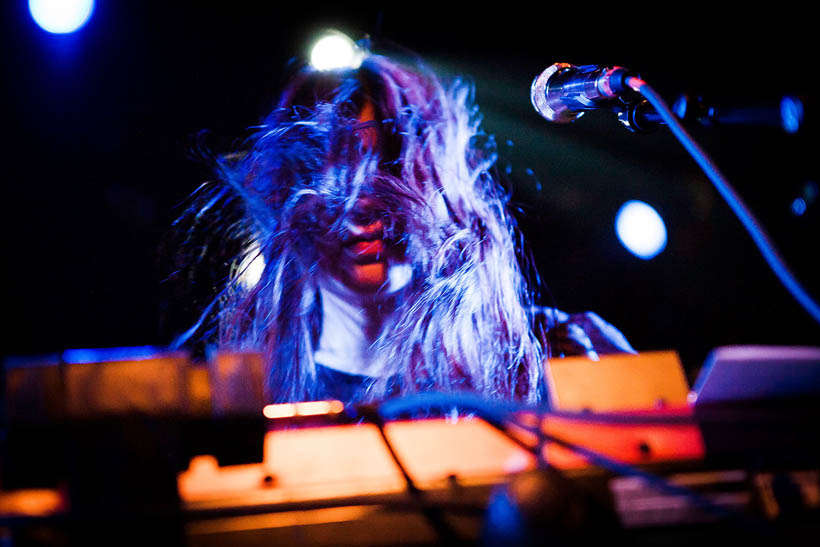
left=321, top=100, right=407, bottom=294
left=337, top=200, right=391, bottom=292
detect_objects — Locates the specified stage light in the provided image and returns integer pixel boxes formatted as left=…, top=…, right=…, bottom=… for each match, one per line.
left=615, top=200, right=667, bottom=260
left=309, top=30, right=364, bottom=71
left=29, top=0, right=95, bottom=34
left=263, top=400, right=344, bottom=419
left=237, top=240, right=265, bottom=290
left=780, top=95, right=803, bottom=134
left=791, top=197, right=807, bottom=216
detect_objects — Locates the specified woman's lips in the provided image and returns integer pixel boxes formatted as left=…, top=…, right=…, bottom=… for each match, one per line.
left=335, top=210, right=393, bottom=290
left=346, top=239, right=385, bottom=261
left=343, top=219, right=386, bottom=264
left=341, top=236, right=388, bottom=289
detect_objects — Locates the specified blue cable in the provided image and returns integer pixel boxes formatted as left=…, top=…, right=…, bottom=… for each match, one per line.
left=378, top=391, right=522, bottom=424
left=626, top=77, right=820, bottom=326
left=376, top=392, right=768, bottom=529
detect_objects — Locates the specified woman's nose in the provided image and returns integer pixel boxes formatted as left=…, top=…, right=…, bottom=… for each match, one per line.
left=346, top=218, right=383, bottom=239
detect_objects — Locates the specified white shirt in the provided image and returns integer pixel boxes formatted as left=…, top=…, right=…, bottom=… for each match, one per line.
left=314, top=264, right=412, bottom=377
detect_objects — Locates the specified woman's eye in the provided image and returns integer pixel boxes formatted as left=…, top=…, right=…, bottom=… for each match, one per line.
left=351, top=211, right=380, bottom=226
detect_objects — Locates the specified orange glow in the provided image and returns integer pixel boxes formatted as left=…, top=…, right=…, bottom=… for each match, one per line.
left=351, top=262, right=387, bottom=286
left=545, top=351, right=690, bottom=412
left=262, top=400, right=344, bottom=420
left=540, top=408, right=705, bottom=469
left=0, top=489, right=67, bottom=517
left=179, top=417, right=537, bottom=506
left=187, top=505, right=376, bottom=535
left=179, top=412, right=707, bottom=512
left=295, top=400, right=338, bottom=416
left=263, top=403, right=297, bottom=419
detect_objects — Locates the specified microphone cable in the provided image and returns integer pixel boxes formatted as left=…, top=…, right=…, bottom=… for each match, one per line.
left=624, top=76, right=820, bottom=326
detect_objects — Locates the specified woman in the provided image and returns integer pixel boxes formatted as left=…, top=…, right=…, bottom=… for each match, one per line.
left=174, top=51, right=633, bottom=406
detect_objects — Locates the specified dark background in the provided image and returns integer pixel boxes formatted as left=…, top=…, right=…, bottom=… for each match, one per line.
left=3, top=2, right=818, bottom=381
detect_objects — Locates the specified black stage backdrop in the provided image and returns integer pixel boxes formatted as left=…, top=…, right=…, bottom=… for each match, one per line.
left=3, top=2, right=817, bottom=381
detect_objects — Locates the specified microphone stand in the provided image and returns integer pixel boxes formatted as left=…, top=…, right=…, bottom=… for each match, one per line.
left=611, top=94, right=804, bottom=134
left=623, top=76, right=820, bottom=325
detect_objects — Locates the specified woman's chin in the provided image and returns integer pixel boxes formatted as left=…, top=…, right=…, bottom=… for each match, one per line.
left=347, top=262, right=388, bottom=292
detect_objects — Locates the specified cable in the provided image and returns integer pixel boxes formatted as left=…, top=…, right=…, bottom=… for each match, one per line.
left=356, top=404, right=463, bottom=544
left=625, top=76, right=820, bottom=326
left=513, top=415, right=779, bottom=537
left=378, top=391, right=553, bottom=468
left=508, top=415, right=725, bottom=513
left=378, top=392, right=774, bottom=533
left=377, top=391, right=526, bottom=424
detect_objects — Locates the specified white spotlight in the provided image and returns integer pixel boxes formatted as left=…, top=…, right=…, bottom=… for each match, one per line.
left=237, top=240, right=265, bottom=290
left=29, top=0, right=95, bottom=34
left=615, top=200, right=667, bottom=260
left=309, top=30, right=363, bottom=71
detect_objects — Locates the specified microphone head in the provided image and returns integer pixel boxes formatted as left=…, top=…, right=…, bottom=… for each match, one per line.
left=530, top=63, right=585, bottom=124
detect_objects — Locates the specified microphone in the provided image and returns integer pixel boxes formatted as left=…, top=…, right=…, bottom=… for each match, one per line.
left=531, top=63, right=637, bottom=123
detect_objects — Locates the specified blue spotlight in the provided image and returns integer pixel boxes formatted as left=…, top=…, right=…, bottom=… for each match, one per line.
left=29, top=0, right=94, bottom=34
left=615, top=200, right=667, bottom=260
left=780, top=95, right=803, bottom=134
left=791, top=197, right=807, bottom=216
